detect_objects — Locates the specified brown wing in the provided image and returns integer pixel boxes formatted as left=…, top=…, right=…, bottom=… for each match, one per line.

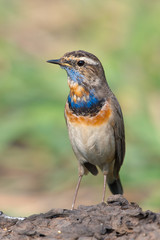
left=111, top=95, right=125, bottom=177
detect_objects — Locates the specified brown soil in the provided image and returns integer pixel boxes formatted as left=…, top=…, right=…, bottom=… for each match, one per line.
left=0, top=195, right=159, bottom=240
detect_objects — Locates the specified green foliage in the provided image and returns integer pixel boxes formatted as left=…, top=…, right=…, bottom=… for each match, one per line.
left=0, top=0, right=160, bottom=212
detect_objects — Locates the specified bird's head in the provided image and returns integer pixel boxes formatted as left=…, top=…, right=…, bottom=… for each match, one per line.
left=47, top=50, right=108, bottom=94
left=47, top=50, right=109, bottom=113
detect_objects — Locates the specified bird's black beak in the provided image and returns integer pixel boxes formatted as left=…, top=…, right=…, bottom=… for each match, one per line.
left=47, top=59, right=61, bottom=65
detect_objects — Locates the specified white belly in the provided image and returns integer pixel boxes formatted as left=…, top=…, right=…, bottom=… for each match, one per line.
left=67, top=121, right=115, bottom=168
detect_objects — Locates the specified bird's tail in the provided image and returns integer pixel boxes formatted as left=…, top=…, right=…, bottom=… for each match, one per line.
left=108, top=177, right=123, bottom=195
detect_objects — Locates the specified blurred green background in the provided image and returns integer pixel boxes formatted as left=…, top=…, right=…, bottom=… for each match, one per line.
left=0, top=0, right=160, bottom=216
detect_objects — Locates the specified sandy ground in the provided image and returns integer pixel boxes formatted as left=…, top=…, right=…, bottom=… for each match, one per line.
left=0, top=186, right=150, bottom=217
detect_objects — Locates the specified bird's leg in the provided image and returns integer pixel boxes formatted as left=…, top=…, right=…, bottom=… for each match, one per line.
left=102, top=173, right=107, bottom=202
left=71, top=175, right=83, bottom=210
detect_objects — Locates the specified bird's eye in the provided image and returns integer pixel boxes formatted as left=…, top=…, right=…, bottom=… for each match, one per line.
left=77, top=60, right=85, bottom=66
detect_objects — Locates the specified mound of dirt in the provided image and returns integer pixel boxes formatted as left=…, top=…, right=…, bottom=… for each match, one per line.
left=0, top=195, right=159, bottom=240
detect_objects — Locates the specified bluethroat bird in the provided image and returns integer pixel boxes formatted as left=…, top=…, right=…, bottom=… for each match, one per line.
left=47, top=50, right=125, bottom=209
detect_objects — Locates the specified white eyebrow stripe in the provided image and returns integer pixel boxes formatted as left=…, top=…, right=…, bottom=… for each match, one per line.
left=78, top=57, right=98, bottom=65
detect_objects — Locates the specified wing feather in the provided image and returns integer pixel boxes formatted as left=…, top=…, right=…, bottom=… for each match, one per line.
left=111, top=95, right=125, bottom=177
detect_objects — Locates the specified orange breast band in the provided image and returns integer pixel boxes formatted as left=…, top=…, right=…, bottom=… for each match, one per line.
left=65, top=102, right=112, bottom=126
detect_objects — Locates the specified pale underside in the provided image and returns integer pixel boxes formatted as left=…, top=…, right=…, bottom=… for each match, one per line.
left=65, top=103, right=116, bottom=183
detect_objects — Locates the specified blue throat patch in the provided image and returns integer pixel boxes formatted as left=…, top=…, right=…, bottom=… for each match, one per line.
left=63, top=65, right=105, bottom=116
left=62, top=66, right=84, bottom=83
left=68, top=91, right=105, bottom=116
